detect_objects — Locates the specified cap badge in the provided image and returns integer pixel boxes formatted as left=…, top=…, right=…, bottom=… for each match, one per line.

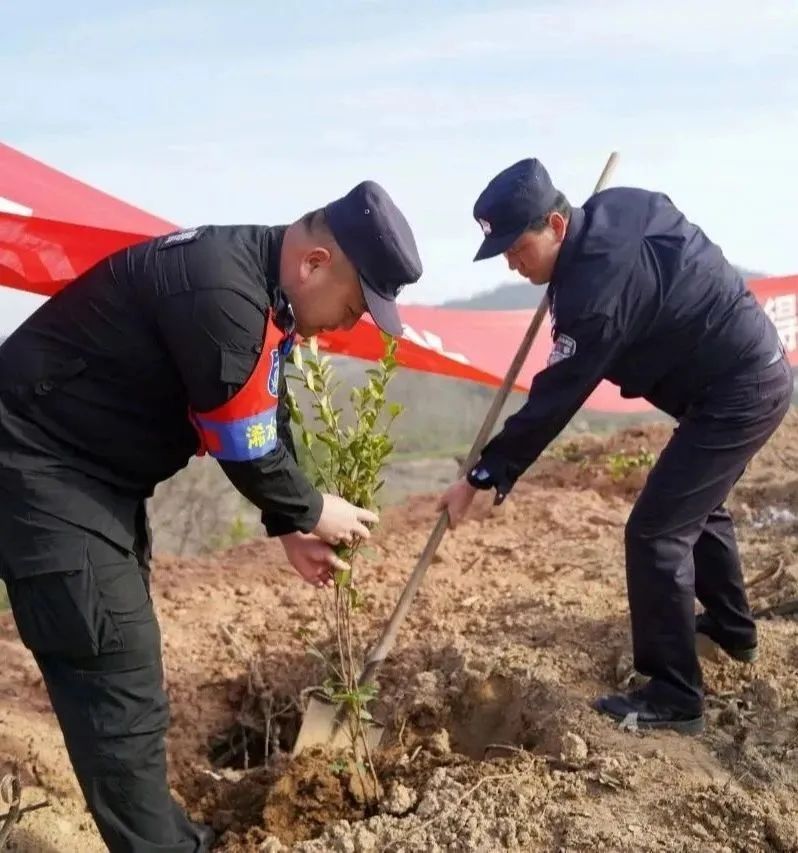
left=478, top=218, right=492, bottom=236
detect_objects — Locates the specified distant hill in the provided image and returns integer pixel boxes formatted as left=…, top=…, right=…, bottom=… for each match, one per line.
left=441, top=282, right=544, bottom=311
left=440, top=266, right=767, bottom=312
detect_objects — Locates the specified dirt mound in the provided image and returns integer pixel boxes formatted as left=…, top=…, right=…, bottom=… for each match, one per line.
left=1, top=414, right=797, bottom=850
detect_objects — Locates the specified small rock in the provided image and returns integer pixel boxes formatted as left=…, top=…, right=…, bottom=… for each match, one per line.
left=410, top=671, right=446, bottom=713
left=235, top=585, right=249, bottom=597
left=333, top=840, right=356, bottom=853
left=415, top=791, right=442, bottom=819
left=381, top=781, right=418, bottom=816
left=259, top=837, right=286, bottom=853
left=718, top=700, right=742, bottom=727
left=427, top=728, right=451, bottom=756
left=219, top=767, right=245, bottom=783
left=690, top=822, right=710, bottom=840
left=353, top=825, right=379, bottom=853
left=560, top=732, right=589, bottom=765
left=750, top=678, right=781, bottom=711
left=330, top=821, right=352, bottom=840
left=213, top=810, right=235, bottom=831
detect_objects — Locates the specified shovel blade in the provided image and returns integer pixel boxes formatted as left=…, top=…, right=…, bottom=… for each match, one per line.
left=292, top=693, right=384, bottom=757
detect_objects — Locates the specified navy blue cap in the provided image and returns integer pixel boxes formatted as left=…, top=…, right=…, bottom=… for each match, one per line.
left=472, top=158, right=558, bottom=261
left=325, top=180, right=422, bottom=337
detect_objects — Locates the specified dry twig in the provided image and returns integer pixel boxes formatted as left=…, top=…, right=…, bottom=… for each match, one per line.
left=0, top=769, right=22, bottom=848
left=753, top=597, right=798, bottom=619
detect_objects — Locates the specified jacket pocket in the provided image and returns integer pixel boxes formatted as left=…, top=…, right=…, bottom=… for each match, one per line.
left=2, top=527, right=123, bottom=658
left=32, top=357, right=88, bottom=398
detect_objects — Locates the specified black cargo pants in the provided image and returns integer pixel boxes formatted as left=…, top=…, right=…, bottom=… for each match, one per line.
left=0, top=502, right=207, bottom=852
left=624, top=354, right=794, bottom=711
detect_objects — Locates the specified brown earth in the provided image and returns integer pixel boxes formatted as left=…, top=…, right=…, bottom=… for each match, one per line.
left=1, top=412, right=797, bottom=852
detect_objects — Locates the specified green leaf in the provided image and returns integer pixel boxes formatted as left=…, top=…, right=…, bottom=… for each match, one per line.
left=309, top=336, right=319, bottom=357
left=388, top=402, right=403, bottom=418
left=358, top=683, right=379, bottom=700
left=292, top=346, right=303, bottom=371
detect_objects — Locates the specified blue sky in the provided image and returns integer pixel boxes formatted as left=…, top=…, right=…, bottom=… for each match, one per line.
left=3, top=0, right=797, bottom=334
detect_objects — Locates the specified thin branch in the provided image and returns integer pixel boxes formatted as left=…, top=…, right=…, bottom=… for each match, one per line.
left=754, top=597, right=798, bottom=619
left=0, top=800, right=49, bottom=821
left=0, top=770, right=22, bottom=848
left=745, top=558, right=784, bottom=589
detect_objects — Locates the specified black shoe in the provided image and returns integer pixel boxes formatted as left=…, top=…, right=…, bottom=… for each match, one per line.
left=695, top=612, right=758, bottom=663
left=592, top=689, right=705, bottom=735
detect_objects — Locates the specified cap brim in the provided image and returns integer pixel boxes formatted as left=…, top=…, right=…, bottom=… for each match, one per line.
left=361, top=278, right=404, bottom=337
left=473, top=226, right=526, bottom=262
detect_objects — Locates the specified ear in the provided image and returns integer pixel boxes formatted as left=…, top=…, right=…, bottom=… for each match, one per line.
left=549, top=212, right=568, bottom=243
left=298, top=246, right=333, bottom=285
left=304, top=246, right=333, bottom=272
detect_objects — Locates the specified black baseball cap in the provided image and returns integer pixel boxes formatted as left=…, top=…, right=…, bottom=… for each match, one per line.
left=325, top=180, right=422, bottom=337
left=472, top=158, right=559, bottom=261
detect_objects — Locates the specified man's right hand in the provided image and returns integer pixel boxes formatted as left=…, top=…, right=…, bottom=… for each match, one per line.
left=313, top=494, right=379, bottom=546
left=279, top=532, right=349, bottom=588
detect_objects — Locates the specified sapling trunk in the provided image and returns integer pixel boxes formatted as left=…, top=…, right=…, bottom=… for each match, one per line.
left=286, top=334, right=402, bottom=801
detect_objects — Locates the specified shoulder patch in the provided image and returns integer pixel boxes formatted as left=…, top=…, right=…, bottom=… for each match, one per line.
left=547, top=333, right=577, bottom=366
left=267, top=348, right=280, bottom=397
left=158, top=227, right=204, bottom=250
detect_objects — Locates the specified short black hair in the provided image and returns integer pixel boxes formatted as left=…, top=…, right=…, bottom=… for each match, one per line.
left=527, top=192, right=571, bottom=233
left=300, top=208, right=332, bottom=235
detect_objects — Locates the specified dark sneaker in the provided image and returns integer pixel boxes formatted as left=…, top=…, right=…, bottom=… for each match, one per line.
left=592, top=689, right=705, bottom=735
left=695, top=612, right=758, bottom=664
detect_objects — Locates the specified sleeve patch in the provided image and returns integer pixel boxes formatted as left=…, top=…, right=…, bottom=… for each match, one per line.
left=158, top=227, right=204, bottom=249
left=548, top=333, right=577, bottom=366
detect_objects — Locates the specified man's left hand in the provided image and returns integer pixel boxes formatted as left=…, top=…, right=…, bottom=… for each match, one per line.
left=436, top=477, right=478, bottom=529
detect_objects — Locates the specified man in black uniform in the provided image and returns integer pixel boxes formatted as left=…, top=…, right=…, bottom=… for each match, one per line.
left=0, top=180, right=422, bottom=850
left=438, top=158, right=792, bottom=735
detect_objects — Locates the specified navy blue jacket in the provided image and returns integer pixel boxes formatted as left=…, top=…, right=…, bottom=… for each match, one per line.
left=478, top=187, right=782, bottom=494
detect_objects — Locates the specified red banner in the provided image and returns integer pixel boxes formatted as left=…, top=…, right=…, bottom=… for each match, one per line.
left=1, top=141, right=796, bottom=413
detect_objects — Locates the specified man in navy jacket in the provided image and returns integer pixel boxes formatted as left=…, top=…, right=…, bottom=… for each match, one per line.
left=439, top=157, right=792, bottom=735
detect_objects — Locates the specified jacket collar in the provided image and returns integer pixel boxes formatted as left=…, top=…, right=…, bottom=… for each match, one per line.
left=263, top=226, right=295, bottom=334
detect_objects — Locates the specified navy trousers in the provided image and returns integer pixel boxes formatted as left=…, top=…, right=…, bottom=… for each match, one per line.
left=624, top=355, right=793, bottom=710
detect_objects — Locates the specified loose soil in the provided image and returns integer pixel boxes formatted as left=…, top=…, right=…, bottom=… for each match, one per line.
left=2, top=412, right=797, bottom=852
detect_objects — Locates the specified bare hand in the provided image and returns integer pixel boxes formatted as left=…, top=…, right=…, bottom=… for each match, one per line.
left=313, top=494, right=379, bottom=546
left=280, top=532, right=349, bottom=588
left=436, top=478, right=478, bottom=530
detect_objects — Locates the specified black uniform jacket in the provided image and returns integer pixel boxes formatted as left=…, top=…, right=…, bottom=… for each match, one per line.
left=0, top=225, right=322, bottom=551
